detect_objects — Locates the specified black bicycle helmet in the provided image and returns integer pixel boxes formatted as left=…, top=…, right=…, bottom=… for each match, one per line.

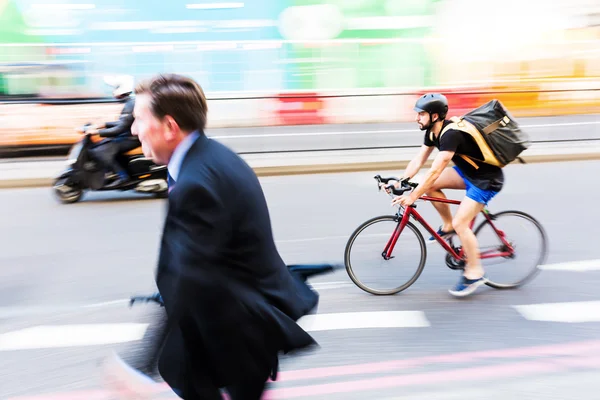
left=414, top=93, right=448, bottom=120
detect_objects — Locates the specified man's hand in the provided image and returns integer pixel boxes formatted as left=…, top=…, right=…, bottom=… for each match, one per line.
left=391, top=194, right=415, bottom=207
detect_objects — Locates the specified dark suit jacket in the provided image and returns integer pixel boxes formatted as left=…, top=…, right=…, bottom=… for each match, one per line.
left=155, top=134, right=319, bottom=390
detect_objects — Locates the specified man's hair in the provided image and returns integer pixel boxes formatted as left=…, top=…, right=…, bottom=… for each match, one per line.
left=135, top=73, right=208, bottom=132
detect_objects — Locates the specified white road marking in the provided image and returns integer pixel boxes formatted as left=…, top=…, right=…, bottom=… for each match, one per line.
left=0, top=311, right=427, bottom=350
left=211, top=121, right=600, bottom=140
left=276, top=235, right=349, bottom=244
left=514, top=301, right=600, bottom=323
left=0, top=323, right=149, bottom=351
left=310, top=281, right=353, bottom=290
left=297, top=311, right=430, bottom=332
left=212, top=129, right=402, bottom=139
left=522, top=121, right=600, bottom=129
left=0, top=300, right=131, bottom=318
left=81, top=299, right=131, bottom=308
left=539, top=259, right=600, bottom=272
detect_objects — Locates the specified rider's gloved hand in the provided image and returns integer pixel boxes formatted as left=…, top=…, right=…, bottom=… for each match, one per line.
left=381, top=178, right=408, bottom=193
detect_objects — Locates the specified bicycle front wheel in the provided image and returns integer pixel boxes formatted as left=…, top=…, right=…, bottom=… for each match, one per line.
left=474, top=210, right=548, bottom=289
left=344, top=215, right=427, bottom=295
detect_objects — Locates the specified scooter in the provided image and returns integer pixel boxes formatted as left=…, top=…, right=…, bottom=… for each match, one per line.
left=53, top=123, right=168, bottom=204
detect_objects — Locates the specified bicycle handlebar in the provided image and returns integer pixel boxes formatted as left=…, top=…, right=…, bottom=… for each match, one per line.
left=374, top=174, right=418, bottom=196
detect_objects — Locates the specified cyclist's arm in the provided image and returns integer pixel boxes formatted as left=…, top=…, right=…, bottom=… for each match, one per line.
left=402, top=145, right=434, bottom=180
left=408, top=150, right=454, bottom=200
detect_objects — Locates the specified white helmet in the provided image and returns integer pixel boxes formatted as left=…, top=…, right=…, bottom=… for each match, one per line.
left=104, top=75, right=134, bottom=99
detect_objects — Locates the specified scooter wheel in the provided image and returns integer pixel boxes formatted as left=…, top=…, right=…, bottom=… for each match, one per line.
left=53, top=181, right=84, bottom=204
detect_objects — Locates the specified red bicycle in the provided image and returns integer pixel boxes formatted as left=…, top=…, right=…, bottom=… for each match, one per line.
left=344, top=175, right=548, bottom=295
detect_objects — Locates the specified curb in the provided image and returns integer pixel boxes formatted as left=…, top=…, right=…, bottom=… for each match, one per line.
left=0, top=178, right=58, bottom=189
left=2, top=152, right=600, bottom=189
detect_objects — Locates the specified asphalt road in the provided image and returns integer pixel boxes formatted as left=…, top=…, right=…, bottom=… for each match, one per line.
left=1, top=114, right=599, bottom=159
left=206, top=114, right=600, bottom=153
left=1, top=160, right=600, bottom=399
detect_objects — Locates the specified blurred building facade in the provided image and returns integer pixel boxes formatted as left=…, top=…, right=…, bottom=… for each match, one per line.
left=1, top=0, right=598, bottom=98
left=1, top=0, right=600, bottom=149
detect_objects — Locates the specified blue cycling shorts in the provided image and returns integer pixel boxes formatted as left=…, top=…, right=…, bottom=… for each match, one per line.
left=453, top=166, right=499, bottom=205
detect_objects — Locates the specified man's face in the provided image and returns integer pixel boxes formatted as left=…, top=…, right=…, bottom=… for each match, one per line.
left=132, top=94, right=171, bottom=165
left=415, top=111, right=440, bottom=131
left=415, top=111, right=431, bottom=131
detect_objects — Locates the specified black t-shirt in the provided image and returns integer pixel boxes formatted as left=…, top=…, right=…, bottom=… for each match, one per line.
left=424, top=121, right=504, bottom=191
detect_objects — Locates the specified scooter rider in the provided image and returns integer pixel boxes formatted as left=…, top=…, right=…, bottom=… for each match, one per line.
left=88, top=76, right=140, bottom=189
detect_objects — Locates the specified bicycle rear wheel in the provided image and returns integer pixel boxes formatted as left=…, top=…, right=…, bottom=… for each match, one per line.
left=473, top=210, right=548, bottom=289
left=344, top=215, right=427, bottom=295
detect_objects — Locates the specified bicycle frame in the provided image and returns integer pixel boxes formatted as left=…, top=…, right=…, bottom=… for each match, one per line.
left=383, top=195, right=515, bottom=262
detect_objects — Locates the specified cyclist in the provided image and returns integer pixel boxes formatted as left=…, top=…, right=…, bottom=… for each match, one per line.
left=388, top=93, right=504, bottom=297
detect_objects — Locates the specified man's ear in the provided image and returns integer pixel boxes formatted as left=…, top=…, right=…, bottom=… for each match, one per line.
left=432, top=113, right=439, bottom=123
left=163, top=116, right=179, bottom=140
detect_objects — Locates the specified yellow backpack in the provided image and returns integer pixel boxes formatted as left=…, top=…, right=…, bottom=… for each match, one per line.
left=435, top=100, right=530, bottom=169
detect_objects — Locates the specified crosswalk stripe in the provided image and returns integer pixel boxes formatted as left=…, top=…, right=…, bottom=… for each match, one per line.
left=539, top=259, right=600, bottom=272
left=298, top=311, right=430, bottom=331
left=309, top=281, right=353, bottom=290
left=0, top=311, right=428, bottom=351
left=513, top=301, right=600, bottom=323
left=3, top=298, right=599, bottom=352
left=0, top=324, right=148, bottom=351
left=0, top=300, right=131, bottom=319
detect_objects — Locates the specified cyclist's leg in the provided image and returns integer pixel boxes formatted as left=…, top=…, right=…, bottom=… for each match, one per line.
left=449, top=184, right=499, bottom=296
left=427, top=166, right=466, bottom=232
left=452, top=197, right=485, bottom=279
